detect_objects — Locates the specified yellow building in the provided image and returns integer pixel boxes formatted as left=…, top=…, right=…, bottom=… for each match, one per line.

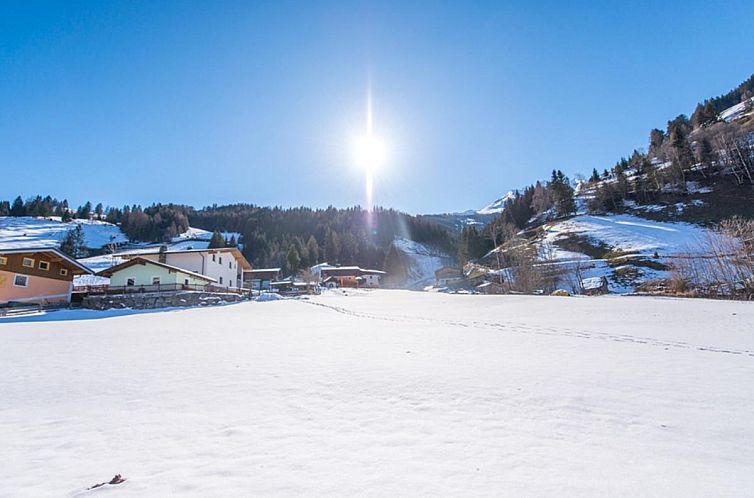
left=98, top=257, right=216, bottom=290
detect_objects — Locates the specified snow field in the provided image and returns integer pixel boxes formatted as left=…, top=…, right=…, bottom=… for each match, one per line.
left=0, top=217, right=128, bottom=250
left=1, top=290, right=753, bottom=496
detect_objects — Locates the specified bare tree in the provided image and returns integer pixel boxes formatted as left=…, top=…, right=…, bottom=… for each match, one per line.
left=669, top=218, right=754, bottom=299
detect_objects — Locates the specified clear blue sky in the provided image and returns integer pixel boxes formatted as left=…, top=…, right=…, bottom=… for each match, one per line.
left=1, top=1, right=752, bottom=214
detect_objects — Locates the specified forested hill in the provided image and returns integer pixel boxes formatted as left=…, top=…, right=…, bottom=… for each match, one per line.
left=453, top=73, right=754, bottom=263
left=188, top=204, right=454, bottom=270
left=0, top=196, right=454, bottom=271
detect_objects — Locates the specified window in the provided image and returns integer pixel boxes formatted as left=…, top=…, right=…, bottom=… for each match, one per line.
left=228, top=261, right=232, bottom=269
left=13, top=274, right=28, bottom=287
left=0, top=256, right=7, bottom=265
left=38, top=261, right=50, bottom=271
left=219, top=276, right=223, bottom=284
left=152, top=276, right=161, bottom=285
left=219, top=256, right=223, bottom=265
left=230, top=280, right=233, bottom=287
left=126, top=278, right=135, bottom=286
left=22, top=257, right=34, bottom=268
left=60, top=268, right=69, bottom=276
left=212, top=254, right=216, bottom=262
left=184, top=278, right=189, bottom=285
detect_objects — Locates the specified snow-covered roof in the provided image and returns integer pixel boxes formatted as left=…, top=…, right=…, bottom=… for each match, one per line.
left=320, top=266, right=386, bottom=275
left=115, top=246, right=251, bottom=270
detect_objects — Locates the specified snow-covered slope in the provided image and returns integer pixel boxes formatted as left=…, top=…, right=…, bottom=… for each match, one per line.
left=392, top=238, right=454, bottom=289
left=542, top=214, right=707, bottom=255
left=2, top=291, right=753, bottom=496
left=719, top=96, right=754, bottom=122
left=0, top=216, right=128, bottom=250
left=172, top=227, right=241, bottom=244
left=537, top=214, right=712, bottom=293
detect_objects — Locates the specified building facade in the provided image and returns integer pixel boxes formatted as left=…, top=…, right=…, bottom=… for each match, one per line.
left=119, top=247, right=251, bottom=290
left=0, top=247, right=92, bottom=304
left=98, top=257, right=217, bottom=289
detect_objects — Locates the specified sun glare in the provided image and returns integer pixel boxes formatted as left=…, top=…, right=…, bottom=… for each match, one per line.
left=354, top=134, right=386, bottom=172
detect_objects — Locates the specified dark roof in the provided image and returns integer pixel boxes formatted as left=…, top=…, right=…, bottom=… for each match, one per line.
left=0, top=247, right=93, bottom=274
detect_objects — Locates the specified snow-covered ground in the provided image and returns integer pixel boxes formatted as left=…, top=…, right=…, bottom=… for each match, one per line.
left=172, top=227, right=241, bottom=244
left=1, top=290, right=753, bottom=496
left=0, top=216, right=128, bottom=250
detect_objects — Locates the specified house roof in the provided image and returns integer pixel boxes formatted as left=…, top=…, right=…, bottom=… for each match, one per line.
left=435, top=266, right=462, bottom=277
left=247, top=268, right=281, bottom=274
left=116, top=246, right=252, bottom=271
left=320, top=266, right=386, bottom=275
left=96, top=257, right=217, bottom=283
left=0, top=246, right=93, bottom=274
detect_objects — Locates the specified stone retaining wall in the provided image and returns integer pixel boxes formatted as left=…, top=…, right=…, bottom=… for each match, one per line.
left=82, top=291, right=245, bottom=310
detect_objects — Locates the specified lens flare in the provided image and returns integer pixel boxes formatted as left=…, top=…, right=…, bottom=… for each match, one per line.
left=353, top=84, right=387, bottom=213
left=353, top=135, right=386, bottom=173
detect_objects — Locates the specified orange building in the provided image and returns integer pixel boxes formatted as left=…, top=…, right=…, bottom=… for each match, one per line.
left=0, top=247, right=92, bottom=305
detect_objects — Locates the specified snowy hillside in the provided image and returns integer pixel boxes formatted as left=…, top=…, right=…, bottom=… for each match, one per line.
left=172, top=227, right=241, bottom=244
left=2, top=291, right=753, bottom=496
left=719, top=96, right=754, bottom=122
left=0, top=216, right=128, bottom=250
left=542, top=214, right=707, bottom=256
left=392, top=238, right=454, bottom=289
left=537, top=214, right=712, bottom=293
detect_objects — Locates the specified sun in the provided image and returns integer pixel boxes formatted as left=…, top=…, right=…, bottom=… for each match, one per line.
left=353, top=134, right=386, bottom=172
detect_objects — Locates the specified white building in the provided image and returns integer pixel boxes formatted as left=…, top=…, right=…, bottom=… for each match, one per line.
left=118, top=247, right=251, bottom=290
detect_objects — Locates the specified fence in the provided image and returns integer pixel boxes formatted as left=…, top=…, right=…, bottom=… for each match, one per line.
left=0, top=301, right=70, bottom=317
left=77, top=283, right=247, bottom=296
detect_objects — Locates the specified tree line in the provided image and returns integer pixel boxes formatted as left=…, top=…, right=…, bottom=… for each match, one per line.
left=456, top=169, right=577, bottom=263
left=0, top=195, right=454, bottom=275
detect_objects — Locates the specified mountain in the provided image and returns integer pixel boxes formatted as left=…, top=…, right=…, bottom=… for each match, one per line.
left=461, top=74, right=754, bottom=296
left=476, top=191, right=516, bottom=215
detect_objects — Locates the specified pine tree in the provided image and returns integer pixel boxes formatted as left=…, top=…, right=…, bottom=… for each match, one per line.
left=59, top=224, right=88, bottom=258
left=10, top=196, right=25, bottom=216
left=306, top=235, right=320, bottom=265
left=590, top=168, right=601, bottom=183
left=208, top=230, right=226, bottom=248
left=286, top=245, right=300, bottom=275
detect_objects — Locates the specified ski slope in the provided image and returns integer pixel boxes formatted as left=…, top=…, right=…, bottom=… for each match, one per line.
left=0, top=216, right=128, bottom=250
left=1, top=290, right=753, bottom=496
left=392, top=238, right=453, bottom=289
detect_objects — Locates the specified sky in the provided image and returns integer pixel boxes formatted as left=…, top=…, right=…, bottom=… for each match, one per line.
left=1, top=1, right=753, bottom=214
